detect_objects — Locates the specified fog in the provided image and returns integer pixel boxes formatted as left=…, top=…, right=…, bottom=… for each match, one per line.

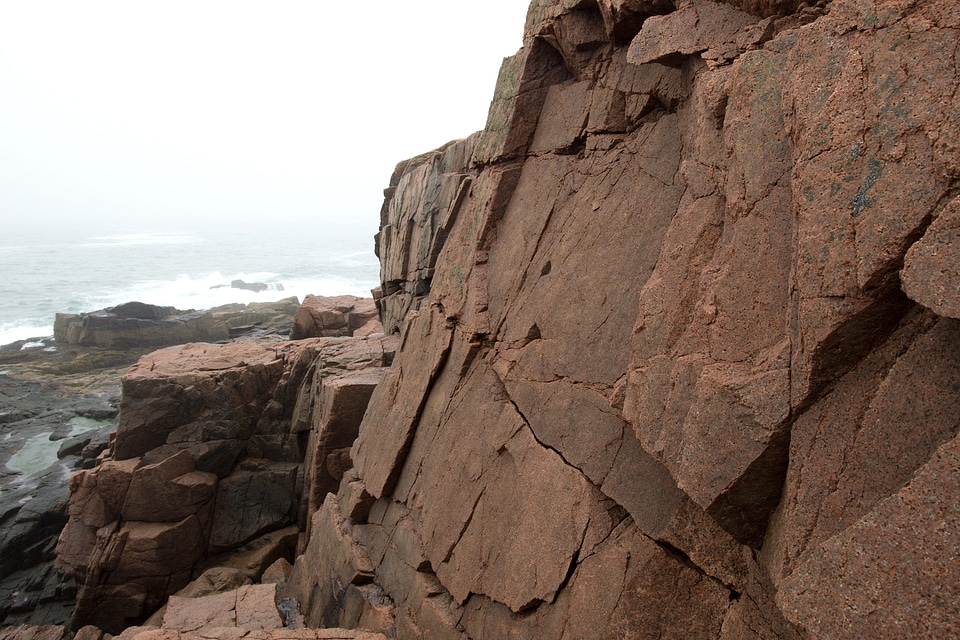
left=0, top=1, right=529, bottom=238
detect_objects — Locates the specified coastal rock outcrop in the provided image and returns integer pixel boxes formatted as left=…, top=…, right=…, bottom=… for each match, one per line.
left=55, top=335, right=397, bottom=633
left=0, top=376, right=118, bottom=627
left=287, top=0, right=960, bottom=638
left=42, top=0, right=960, bottom=637
left=290, top=296, right=382, bottom=340
left=54, top=299, right=301, bottom=349
left=372, top=136, right=481, bottom=336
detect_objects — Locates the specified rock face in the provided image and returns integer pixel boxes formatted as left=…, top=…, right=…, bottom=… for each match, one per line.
left=54, top=299, right=301, bottom=349
left=373, top=138, right=480, bottom=335
left=288, top=0, right=960, bottom=638
left=290, top=296, right=382, bottom=340
left=55, top=335, right=397, bottom=633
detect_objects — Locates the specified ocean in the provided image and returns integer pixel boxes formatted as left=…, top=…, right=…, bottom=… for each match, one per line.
left=0, top=221, right=381, bottom=347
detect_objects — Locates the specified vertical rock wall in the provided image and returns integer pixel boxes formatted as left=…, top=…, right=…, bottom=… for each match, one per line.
left=294, top=0, right=960, bottom=638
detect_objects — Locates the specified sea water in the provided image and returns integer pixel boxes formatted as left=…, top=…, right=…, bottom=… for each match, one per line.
left=0, top=220, right=381, bottom=347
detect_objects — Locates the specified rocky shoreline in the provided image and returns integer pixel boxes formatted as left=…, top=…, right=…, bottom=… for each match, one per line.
left=0, top=295, right=382, bottom=630
left=5, top=0, right=960, bottom=638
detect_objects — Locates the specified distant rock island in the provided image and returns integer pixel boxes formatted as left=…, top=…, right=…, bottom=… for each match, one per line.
left=53, top=299, right=301, bottom=349
left=4, top=0, right=960, bottom=639
left=209, top=279, right=284, bottom=293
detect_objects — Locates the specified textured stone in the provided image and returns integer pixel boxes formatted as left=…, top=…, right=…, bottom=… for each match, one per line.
left=115, top=342, right=287, bottom=461
left=162, top=584, right=283, bottom=633
left=202, top=526, right=298, bottom=582
left=208, top=461, right=298, bottom=553
left=778, top=433, right=960, bottom=638
left=351, top=307, right=454, bottom=499
left=901, top=195, right=960, bottom=318
left=627, top=0, right=758, bottom=66
left=471, top=39, right=571, bottom=165
left=303, top=0, right=960, bottom=636
left=56, top=335, right=395, bottom=632
left=375, top=136, right=478, bottom=334
left=284, top=495, right=376, bottom=629
left=115, top=630, right=386, bottom=640
left=290, top=296, right=381, bottom=340
left=301, top=369, right=384, bottom=536
left=121, top=451, right=217, bottom=523
left=765, top=312, right=960, bottom=578
left=0, top=627, right=71, bottom=640
left=53, top=0, right=960, bottom=637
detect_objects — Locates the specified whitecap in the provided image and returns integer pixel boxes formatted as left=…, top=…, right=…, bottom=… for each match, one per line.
left=0, top=323, right=54, bottom=348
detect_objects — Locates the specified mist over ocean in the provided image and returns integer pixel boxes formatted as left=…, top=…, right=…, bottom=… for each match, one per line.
left=0, top=220, right=380, bottom=346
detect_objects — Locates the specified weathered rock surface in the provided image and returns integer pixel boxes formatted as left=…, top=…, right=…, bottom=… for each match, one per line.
left=374, top=137, right=479, bottom=335
left=55, top=335, right=397, bottom=633
left=162, top=584, right=284, bottom=633
left=0, top=626, right=71, bottom=640
left=1, top=374, right=117, bottom=627
left=54, top=299, right=300, bottom=350
left=114, top=628, right=386, bottom=640
left=286, top=0, right=960, bottom=638
left=290, top=296, right=382, bottom=340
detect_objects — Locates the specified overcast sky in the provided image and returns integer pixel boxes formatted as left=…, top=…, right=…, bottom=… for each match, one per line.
left=0, top=1, right=529, bottom=237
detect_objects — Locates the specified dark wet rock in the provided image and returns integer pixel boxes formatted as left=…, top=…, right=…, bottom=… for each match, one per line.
left=53, top=298, right=300, bottom=350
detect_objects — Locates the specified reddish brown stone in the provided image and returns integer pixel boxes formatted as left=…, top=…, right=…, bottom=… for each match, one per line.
left=290, top=296, right=381, bottom=340
left=162, top=584, right=283, bottom=633
left=351, top=306, right=454, bottom=499
left=778, top=433, right=960, bottom=638
left=627, top=0, right=758, bottom=65
left=115, top=342, right=286, bottom=461
left=0, top=627, right=71, bottom=640
left=121, top=451, right=217, bottom=523
left=51, top=1, right=960, bottom=638
left=901, top=195, right=960, bottom=319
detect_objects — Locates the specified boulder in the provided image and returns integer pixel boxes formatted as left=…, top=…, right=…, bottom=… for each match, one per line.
left=162, top=583, right=284, bottom=633
left=114, top=342, right=288, bottom=461
left=290, top=295, right=382, bottom=340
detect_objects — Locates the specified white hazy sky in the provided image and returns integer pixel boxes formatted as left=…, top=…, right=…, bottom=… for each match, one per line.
left=0, top=1, right=529, bottom=237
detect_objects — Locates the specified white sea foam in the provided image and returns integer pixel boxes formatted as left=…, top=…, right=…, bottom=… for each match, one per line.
left=0, top=323, right=54, bottom=347
left=82, top=270, right=377, bottom=316
left=0, top=223, right=381, bottom=348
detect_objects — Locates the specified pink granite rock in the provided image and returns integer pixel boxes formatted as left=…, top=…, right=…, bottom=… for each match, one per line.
left=290, top=296, right=382, bottom=340
left=287, top=0, right=960, bottom=637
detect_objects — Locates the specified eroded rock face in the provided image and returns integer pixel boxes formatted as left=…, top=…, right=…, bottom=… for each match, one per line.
left=55, top=335, right=397, bottom=633
left=286, top=0, right=960, bottom=638
left=290, top=296, right=382, bottom=340
left=374, top=137, right=480, bottom=335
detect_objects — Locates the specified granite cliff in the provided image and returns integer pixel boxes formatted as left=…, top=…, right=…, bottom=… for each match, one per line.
left=316, top=0, right=960, bottom=637
left=35, top=0, right=960, bottom=638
